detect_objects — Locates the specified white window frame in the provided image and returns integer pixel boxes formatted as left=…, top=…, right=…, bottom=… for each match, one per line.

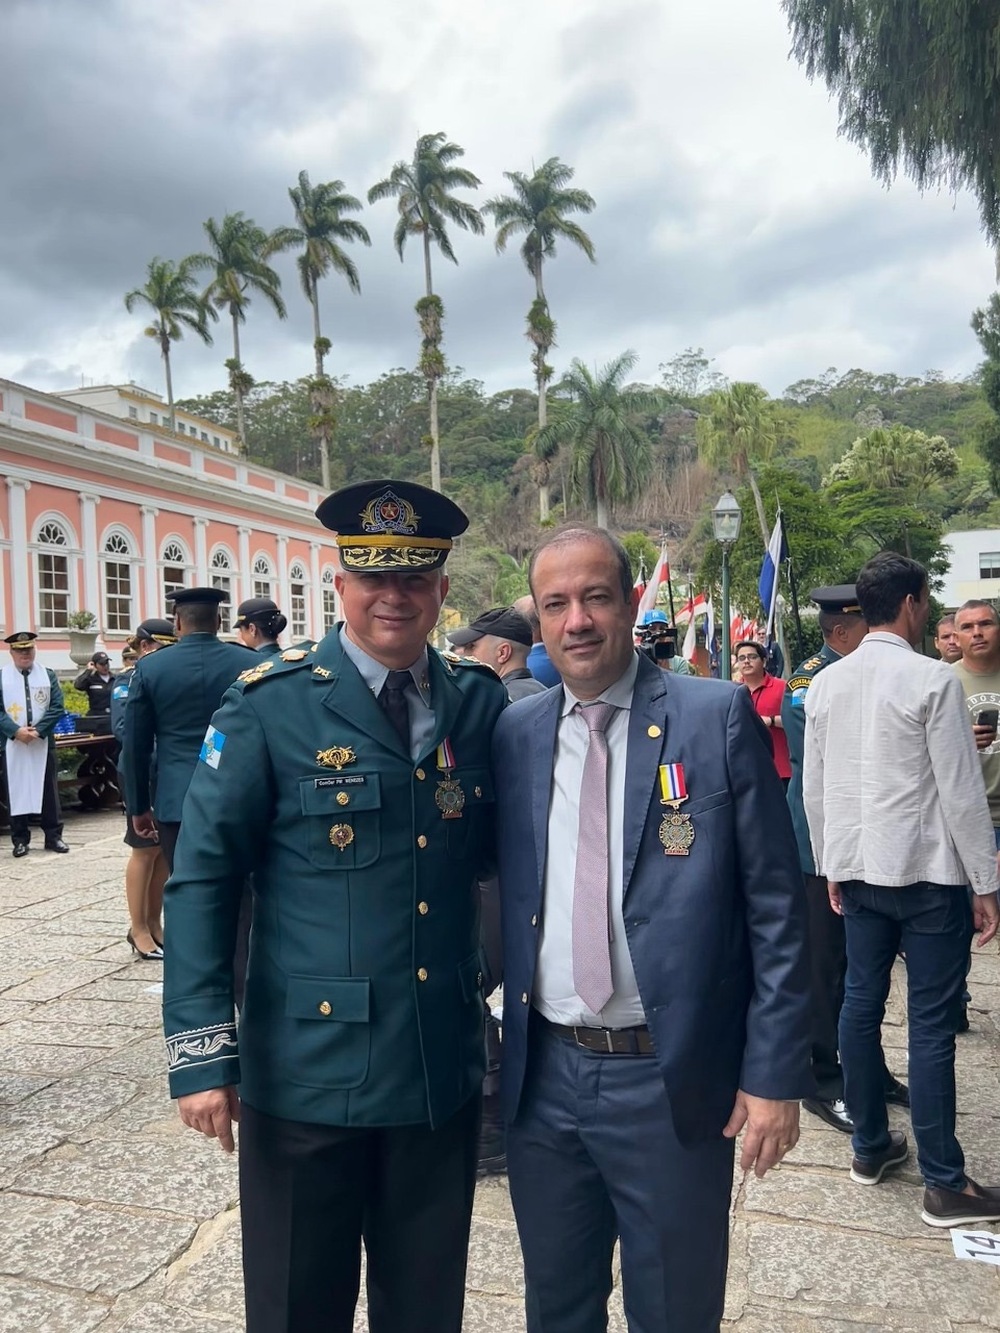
left=160, top=536, right=193, bottom=613
left=32, top=516, right=78, bottom=631
left=210, top=545, right=236, bottom=633
left=252, top=553, right=274, bottom=601
left=101, top=526, right=138, bottom=633
left=321, top=565, right=338, bottom=632
left=289, top=562, right=308, bottom=640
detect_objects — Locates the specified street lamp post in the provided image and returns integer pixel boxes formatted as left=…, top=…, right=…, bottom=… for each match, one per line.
left=712, top=490, right=743, bottom=681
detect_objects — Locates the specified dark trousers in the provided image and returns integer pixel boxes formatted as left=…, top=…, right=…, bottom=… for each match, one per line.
left=239, top=1096, right=480, bottom=1333
left=507, top=1019, right=734, bottom=1333
left=8, top=745, right=63, bottom=845
left=839, top=881, right=972, bottom=1191
left=155, top=819, right=180, bottom=874
left=805, top=872, right=898, bottom=1102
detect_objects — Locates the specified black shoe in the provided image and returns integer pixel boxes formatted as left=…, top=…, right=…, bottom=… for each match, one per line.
left=44, top=838, right=69, bottom=853
left=126, top=931, right=163, bottom=961
left=850, top=1130, right=908, bottom=1185
left=957, top=1005, right=970, bottom=1034
left=12, top=842, right=28, bottom=858
left=884, top=1076, right=910, bottom=1108
left=802, top=1097, right=854, bottom=1133
left=922, top=1178, right=1000, bottom=1228
left=477, top=1099, right=507, bottom=1176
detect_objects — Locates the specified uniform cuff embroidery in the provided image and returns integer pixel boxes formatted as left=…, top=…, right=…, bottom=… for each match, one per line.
left=166, top=1022, right=238, bottom=1072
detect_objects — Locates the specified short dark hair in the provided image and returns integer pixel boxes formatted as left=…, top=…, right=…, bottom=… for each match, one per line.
left=856, top=552, right=927, bottom=628
left=818, top=609, right=865, bottom=637
left=528, top=526, right=633, bottom=604
left=733, top=640, right=765, bottom=663
left=955, top=599, right=1000, bottom=629
left=935, top=614, right=956, bottom=631
left=176, top=601, right=220, bottom=633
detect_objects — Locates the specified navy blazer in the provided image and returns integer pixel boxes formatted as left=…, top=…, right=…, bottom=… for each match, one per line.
left=492, top=653, right=812, bottom=1146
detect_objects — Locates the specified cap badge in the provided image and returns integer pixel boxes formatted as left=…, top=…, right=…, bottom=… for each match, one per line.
left=317, top=745, right=356, bottom=771
left=360, top=489, right=419, bottom=537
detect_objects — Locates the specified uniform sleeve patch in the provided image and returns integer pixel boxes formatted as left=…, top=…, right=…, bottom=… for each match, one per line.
left=790, top=687, right=808, bottom=707
left=787, top=676, right=811, bottom=692
left=199, top=725, right=226, bottom=769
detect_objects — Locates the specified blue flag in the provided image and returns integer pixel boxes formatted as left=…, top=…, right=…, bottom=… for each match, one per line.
left=758, top=512, right=788, bottom=640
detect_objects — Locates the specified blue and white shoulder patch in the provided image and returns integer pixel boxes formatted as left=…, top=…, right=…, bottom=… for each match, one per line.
left=199, top=724, right=226, bottom=769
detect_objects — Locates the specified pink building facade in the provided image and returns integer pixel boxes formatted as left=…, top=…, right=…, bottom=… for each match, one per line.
left=0, top=379, right=341, bottom=671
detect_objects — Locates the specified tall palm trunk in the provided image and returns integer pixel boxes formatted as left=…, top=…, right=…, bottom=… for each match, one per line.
left=159, top=331, right=176, bottom=434
left=231, top=310, right=247, bottom=447
left=746, top=466, right=770, bottom=546
left=534, top=261, right=550, bottom=521
left=311, top=275, right=332, bottom=490
left=596, top=494, right=609, bottom=529
left=423, top=231, right=442, bottom=492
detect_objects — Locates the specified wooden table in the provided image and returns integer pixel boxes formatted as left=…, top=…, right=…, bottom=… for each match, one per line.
left=0, top=732, right=121, bottom=828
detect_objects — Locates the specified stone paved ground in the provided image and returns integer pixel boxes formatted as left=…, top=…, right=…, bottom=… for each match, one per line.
left=0, top=810, right=998, bottom=1331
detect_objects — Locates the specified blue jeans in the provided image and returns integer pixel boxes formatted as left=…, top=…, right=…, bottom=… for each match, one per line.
left=839, top=881, right=972, bottom=1191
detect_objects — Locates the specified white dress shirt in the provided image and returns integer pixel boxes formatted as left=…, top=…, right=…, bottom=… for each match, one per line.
left=534, top=653, right=645, bottom=1027
left=803, top=631, right=998, bottom=895
left=339, top=627, right=434, bottom=760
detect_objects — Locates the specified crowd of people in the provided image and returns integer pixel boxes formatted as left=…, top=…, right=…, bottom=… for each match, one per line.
left=1, top=475, right=999, bottom=1332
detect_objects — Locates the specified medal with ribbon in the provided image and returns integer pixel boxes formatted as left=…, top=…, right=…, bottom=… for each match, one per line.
left=434, top=736, right=465, bottom=819
left=658, top=762, right=695, bottom=856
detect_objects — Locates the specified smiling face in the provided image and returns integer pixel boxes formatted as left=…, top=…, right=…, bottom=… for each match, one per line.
left=9, top=645, right=35, bottom=670
left=531, top=536, right=635, bottom=700
left=335, top=567, right=448, bottom=669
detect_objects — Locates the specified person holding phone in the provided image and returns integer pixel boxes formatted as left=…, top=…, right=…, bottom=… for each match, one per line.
left=953, top=601, right=1000, bottom=841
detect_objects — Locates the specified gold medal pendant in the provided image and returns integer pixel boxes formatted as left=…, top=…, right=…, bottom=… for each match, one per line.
left=435, top=777, right=465, bottom=819
left=659, top=805, right=695, bottom=856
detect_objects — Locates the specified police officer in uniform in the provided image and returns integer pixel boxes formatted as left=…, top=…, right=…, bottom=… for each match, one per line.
left=782, top=584, right=909, bottom=1130
left=234, top=596, right=287, bottom=656
left=121, top=588, right=258, bottom=873
left=163, top=480, right=508, bottom=1333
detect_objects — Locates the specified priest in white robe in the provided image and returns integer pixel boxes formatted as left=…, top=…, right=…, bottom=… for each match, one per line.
left=0, top=632, right=69, bottom=857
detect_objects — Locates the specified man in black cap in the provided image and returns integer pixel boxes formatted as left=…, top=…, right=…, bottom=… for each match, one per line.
left=448, top=606, right=547, bottom=702
left=74, top=650, right=116, bottom=724
left=782, top=585, right=909, bottom=1130
left=162, top=480, right=507, bottom=1333
left=234, top=597, right=288, bottom=657
left=0, top=632, right=69, bottom=856
left=121, top=589, right=258, bottom=873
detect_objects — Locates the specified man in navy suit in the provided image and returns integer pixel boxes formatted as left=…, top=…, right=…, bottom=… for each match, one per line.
left=492, top=527, right=811, bottom=1332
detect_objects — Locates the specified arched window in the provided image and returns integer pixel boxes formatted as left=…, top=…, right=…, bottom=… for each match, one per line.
left=160, top=539, right=190, bottom=610
left=321, top=566, right=337, bottom=632
left=211, top=547, right=234, bottom=632
left=103, top=530, right=135, bottom=631
left=252, top=554, right=274, bottom=601
left=35, top=520, right=70, bottom=629
left=289, top=562, right=308, bottom=639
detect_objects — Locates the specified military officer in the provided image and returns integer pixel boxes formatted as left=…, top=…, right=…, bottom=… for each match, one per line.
left=782, top=584, right=909, bottom=1130
left=0, top=631, right=69, bottom=856
left=121, top=588, right=258, bottom=873
left=164, top=480, right=508, bottom=1333
left=233, top=596, right=287, bottom=656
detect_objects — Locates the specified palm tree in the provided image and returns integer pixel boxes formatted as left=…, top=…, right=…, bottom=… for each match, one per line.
left=484, top=158, right=596, bottom=521
left=123, top=258, right=214, bottom=433
left=696, top=382, right=777, bottom=544
left=285, top=171, right=371, bottom=489
left=368, top=132, right=484, bottom=491
left=190, top=212, right=296, bottom=448
left=534, top=350, right=656, bottom=528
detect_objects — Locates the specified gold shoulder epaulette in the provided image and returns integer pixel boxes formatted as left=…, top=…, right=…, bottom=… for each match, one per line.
left=441, top=650, right=499, bottom=676
left=237, top=651, right=315, bottom=689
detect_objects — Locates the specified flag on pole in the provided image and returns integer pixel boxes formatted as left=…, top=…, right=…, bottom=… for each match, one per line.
left=680, top=593, right=713, bottom=661
left=758, top=512, right=788, bottom=642
left=634, top=542, right=670, bottom=628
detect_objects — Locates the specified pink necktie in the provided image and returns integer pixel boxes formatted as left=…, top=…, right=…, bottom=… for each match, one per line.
left=572, top=701, right=617, bottom=1014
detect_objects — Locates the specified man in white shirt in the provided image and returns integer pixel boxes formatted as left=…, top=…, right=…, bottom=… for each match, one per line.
left=804, top=551, right=1000, bottom=1228
left=493, top=526, right=811, bottom=1332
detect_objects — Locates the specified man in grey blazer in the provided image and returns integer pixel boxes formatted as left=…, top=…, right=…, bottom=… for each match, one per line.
left=492, top=527, right=811, bottom=1332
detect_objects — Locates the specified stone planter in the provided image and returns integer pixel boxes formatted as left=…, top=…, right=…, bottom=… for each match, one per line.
left=68, top=629, right=99, bottom=668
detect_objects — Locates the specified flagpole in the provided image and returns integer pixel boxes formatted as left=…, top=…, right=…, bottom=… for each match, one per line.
left=661, top=531, right=677, bottom=624
left=782, top=522, right=805, bottom=663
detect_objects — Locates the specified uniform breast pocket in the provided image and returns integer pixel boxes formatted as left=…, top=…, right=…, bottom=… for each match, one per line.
left=299, top=775, right=382, bottom=870
left=444, top=767, right=496, bottom=857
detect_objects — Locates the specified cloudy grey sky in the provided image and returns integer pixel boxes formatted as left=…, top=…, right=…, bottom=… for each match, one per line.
left=1, top=0, right=995, bottom=404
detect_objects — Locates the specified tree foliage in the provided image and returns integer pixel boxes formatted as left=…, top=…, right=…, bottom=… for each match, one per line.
left=696, top=382, right=778, bottom=544
left=783, top=0, right=1000, bottom=243
left=123, top=257, right=214, bottom=432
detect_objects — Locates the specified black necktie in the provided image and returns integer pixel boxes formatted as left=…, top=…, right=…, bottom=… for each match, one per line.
left=379, top=670, right=411, bottom=746
left=22, top=669, right=32, bottom=726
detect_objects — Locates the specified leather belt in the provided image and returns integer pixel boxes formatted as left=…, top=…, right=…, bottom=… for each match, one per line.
left=537, top=1013, right=654, bottom=1056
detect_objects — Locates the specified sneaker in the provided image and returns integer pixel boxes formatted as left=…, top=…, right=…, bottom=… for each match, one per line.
left=850, top=1130, right=909, bottom=1185
left=922, top=1178, right=1000, bottom=1228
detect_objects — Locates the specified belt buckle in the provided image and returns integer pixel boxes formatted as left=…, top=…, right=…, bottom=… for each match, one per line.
left=604, top=1029, right=615, bottom=1053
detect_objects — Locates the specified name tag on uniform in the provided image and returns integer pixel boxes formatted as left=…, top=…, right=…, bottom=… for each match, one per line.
left=314, top=775, right=366, bottom=789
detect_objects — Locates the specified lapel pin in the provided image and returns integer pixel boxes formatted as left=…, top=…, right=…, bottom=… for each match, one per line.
left=647, top=725, right=662, bottom=738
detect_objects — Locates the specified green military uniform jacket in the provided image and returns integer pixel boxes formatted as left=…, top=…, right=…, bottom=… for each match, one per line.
left=0, top=667, right=65, bottom=747
left=122, top=634, right=258, bottom=821
left=163, top=627, right=508, bottom=1130
left=781, top=642, right=842, bottom=875
left=256, top=642, right=282, bottom=657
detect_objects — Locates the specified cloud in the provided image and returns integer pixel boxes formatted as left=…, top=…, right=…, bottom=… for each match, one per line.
left=0, top=0, right=995, bottom=409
